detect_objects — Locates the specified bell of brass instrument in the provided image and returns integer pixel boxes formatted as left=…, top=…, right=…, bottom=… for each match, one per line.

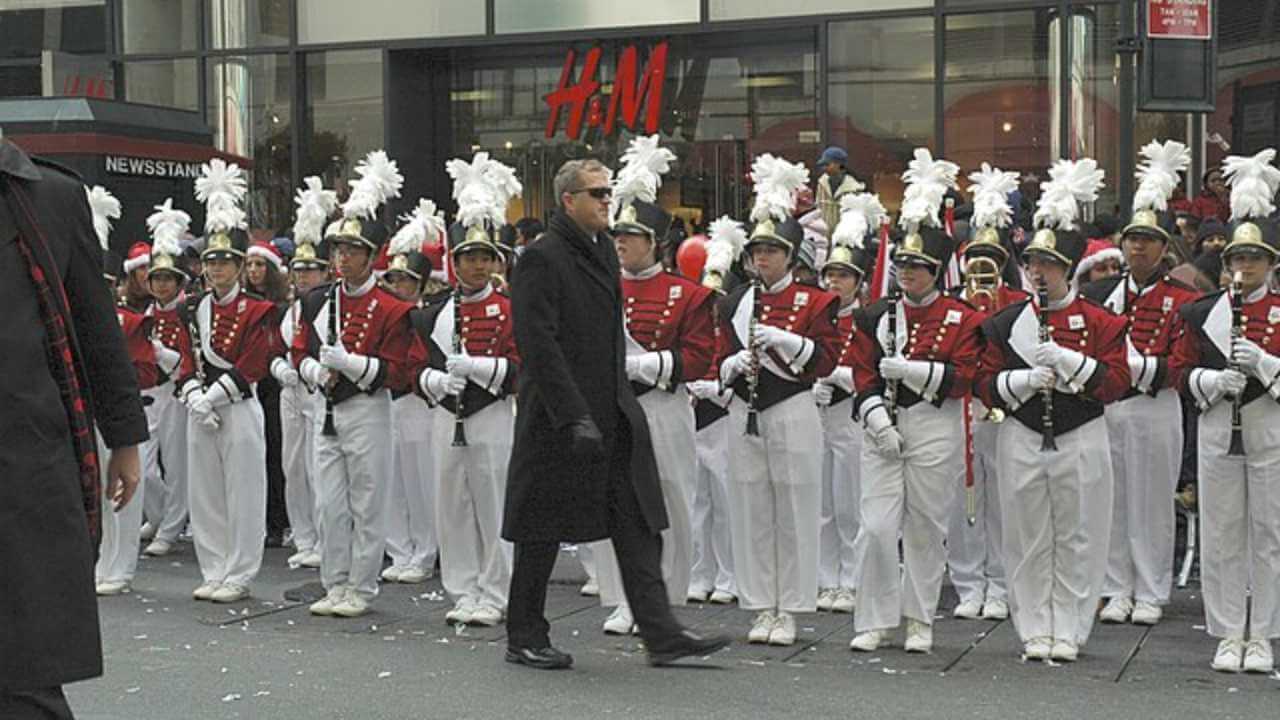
left=964, top=255, right=1002, bottom=306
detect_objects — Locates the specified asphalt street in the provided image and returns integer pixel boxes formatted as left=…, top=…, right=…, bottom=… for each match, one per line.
left=68, top=542, right=1278, bottom=720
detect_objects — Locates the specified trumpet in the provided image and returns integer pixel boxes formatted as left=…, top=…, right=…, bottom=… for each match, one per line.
left=1228, top=271, right=1246, bottom=457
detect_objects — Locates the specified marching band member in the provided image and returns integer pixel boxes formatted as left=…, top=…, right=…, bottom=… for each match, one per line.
left=946, top=164, right=1027, bottom=622
left=975, top=158, right=1129, bottom=661
left=1083, top=141, right=1200, bottom=627
left=182, top=160, right=282, bottom=603
left=848, top=150, right=984, bottom=653
left=294, top=150, right=413, bottom=618
left=1174, top=148, right=1280, bottom=673
left=274, top=177, right=338, bottom=569
left=718, top=154, right=840, bottom=646
left=381, top=200, right=446, bottom=585
left=410, top=154, right=521, bottom=626
left=813, top=193, right=882, bottom=614
left=592, top=136, right=716, bottom=635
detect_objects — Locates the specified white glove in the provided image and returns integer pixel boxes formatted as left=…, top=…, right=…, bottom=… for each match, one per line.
left=1215, top=368, right=1248, bottom=397
left=625, top=351, right=670, bottom=386
left=1233, top=339, right=1264, bottom=372
left=1036, top=340, right=1093, bottom=390
left=719, top=349, right=753, bottom=386
left=823, top=366, right=855, bottom=393
left=812, top=382, right=834, bottom=407
left=881, top=357, right=945, bottom=399
left=1126, top=350, right=1148, bottom=390
left=151, top=339, right=181, bottom=376
left=186, top=389, right=219, bottom=428
left=859, top=397, right=903, bottom=459
left=1033, top=340, right=1064, bottom=369
left=755, top=325, right=806, bottom=359
left=686, top=379, right=717, bottom=400
left=299, top=357, right=331, bottom=387
left=879, top=355, right=910, bottom=380
left=271, top=357, right=300, bottom=388
left=446, top=353, right=477, bottom=379
left=321, top=343, right=377, bottom=385
left=996, top=367, right=1055, bottom=410
left=1187, top=367, right=1245, bottom=409
left=423, top=367, right=466, bottom=399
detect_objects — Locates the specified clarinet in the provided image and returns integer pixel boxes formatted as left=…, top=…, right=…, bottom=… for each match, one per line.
left=322, top=282, right=338, bottom=437
left=1037, top=278, right=1057, bottom=452
left=185, top=290, right=219, bottom=427
left=745, top=277, right=763, bottom=436
left=883, top=287, right=901, bottom=425
left=452, top=287, right=468, bottom=447
left=1228, top=271, right=1246, bottom=457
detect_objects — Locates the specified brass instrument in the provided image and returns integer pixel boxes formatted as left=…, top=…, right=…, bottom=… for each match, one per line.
left=745, top=276, right=762, bottom=436
left=1228, top=271, right=1246, bottom=457
left=1037, top=278, right=1057, bottom=452
left=964, top=255, right=1002, bottom=307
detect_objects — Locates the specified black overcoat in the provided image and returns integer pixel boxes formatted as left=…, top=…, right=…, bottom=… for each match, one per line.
left=0, top=140, right=148, bottom=691
left=502, top=210, right=668, bottom=543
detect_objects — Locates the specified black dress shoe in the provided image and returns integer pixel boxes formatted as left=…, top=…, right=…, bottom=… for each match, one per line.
left=647, top=631, right=732, bottom=666
left=505, top=645, right=574, bottom=670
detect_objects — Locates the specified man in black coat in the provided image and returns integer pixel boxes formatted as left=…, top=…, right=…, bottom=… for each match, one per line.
left=503, top=158, right=729, bottom=669
left=0, top=139, right=147, bottom=718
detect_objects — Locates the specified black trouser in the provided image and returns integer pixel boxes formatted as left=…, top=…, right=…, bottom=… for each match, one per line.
left=1, top=687, right=74, bottom=720
left=257, top=375, right=289, bottom=538
left=507, top=458, right=682, bottom=650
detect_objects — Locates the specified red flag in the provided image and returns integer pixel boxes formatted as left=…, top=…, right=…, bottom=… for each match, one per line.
left=868, top=219, right=893, bottom=302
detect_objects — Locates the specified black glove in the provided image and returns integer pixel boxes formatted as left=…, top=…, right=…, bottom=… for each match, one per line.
left=566, top=417, right=605, bottom=460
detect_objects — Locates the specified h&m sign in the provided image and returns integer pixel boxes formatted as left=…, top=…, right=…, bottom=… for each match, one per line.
left=544, top=41, right=669, bottom=140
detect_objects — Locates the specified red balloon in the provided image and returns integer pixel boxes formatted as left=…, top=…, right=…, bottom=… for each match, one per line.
left=676, top=234, right=709, bottom=281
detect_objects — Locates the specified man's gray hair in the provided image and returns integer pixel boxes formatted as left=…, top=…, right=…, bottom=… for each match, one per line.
left=553, top=159, right=610, bottom=207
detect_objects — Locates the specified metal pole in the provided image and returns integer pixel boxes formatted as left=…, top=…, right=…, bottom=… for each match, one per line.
left=1116, top=0, right=1138, bottom=219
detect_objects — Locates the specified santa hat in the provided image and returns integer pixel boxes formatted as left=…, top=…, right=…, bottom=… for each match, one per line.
left=1073, top=238, right=1124, bottom=282
left=123, top=241, right=152, bottom=273
left=246, top=240, right=285, bottom=271
left=421, top=240, right=448, bottom=284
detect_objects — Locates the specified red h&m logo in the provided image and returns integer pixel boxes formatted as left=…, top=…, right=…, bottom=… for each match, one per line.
left=544, top=41, right=669, bottom=140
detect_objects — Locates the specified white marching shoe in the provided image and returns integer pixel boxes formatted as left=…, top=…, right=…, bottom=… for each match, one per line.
left=1023, top=637, right=1052, bottom=660
left=953, top=599, right=983, bottom=619
left=768, top=612, right=797, bottom=646
left=445, top=599, right=475, bottom=625
left=981, top=598, right=1009, bottom=620
left=332, top=593, right=371, bottom=618
left=849, top=630, right=885, bottom=652
left=1242, top=639, right=1274, bottom=674
left=709, top=590, right=737, bottom=605
left=192, top=581, right=220, bottom=601
left=603, top=606, right=637, bottom=635
left=143, top=539, right=173, bottom=557
left=139, top=522, right=156, bottom=542
left=687, top=589, right=710, bottom=603
left=210, top=583, right=249, bottom=603
left=831, top=588, right=856, bottom=614
left=396, top=567, right=431, bottom=584
left=1099, top=596, right=1133, bottom=624
left=1130, top=601, right=1162, bottom=626
left=309, top=586, right=349, bottom=616
left=747, top=611, right=776, bottom=644
left=380, top=565, right=405, bottom=583
left=299, top=550, right=322, bottom=568
left=1211, top=637, right=1244, bottom=673
left=468, top=604, right=504, bottom=627
left=904, top=620, right=933, bottom=654
left=1050, top=638, right=1078, bottom=662
left=816, top=588, right=837, bottom=612
left=96, top=580, right=130, bottom=596
left=579, top=580, right=599, bottom=597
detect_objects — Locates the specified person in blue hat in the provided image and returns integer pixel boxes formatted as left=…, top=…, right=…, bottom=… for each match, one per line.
left=816, top=146, right=865, bottom=242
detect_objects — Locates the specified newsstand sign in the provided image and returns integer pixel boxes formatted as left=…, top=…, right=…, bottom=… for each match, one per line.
left=1146, top=0, right=1211, bottom=41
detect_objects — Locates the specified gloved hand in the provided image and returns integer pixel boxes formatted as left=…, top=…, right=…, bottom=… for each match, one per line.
left=812, top=382, right=834, bottom=407
left=151, top=339, right=181, bottom=375
left=272, top=357, right=300, bottom=388
left=997, top=367, right=1055, bottom=409
left=686, top=379, right=717, bottom=400
left=319, top=342, right=350, bottom=371
left=755, top=325, right=805, bottom=358
left=719, top=349, right=753, bottom=386
left=1215, top=368, right=1248, bottom=397
left=299, top=357, right=331, bottom=387
left=823, top=366, right=855, bottom=393
left=423, top=367, right=467, bottom=398
left=860, top=398, right=903, bottom=459
left=626, top=351, right=668, bottom=386
left=1035, top=340, right=1088, bottom=381
left=446, top=353, right=478, bottom=378
left=566, top=417, right=605, bottom=460
left=186, top=390, right=219, bottom=428
left=1233, top=339, right=1264, bottom=372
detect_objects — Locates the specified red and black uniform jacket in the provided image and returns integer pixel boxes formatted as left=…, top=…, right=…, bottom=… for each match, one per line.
left=147, top=296, right=194, bottom=388
left=118, top=302, right=159, bottom=392
left=622, top=266, right=716, bottom=398
left=1081, top=269, right=1199, bottom=396
left=1173, top=286, right=1280, bottom=409
left=177, top=285, right=281, bottom=400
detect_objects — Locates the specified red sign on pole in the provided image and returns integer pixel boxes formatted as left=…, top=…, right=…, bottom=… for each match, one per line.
left=544, top=41, right=669, bottom=140
left=1146, top=0, right=1212, bottom=40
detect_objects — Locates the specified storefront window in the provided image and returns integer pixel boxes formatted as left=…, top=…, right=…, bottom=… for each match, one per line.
left=206, top=0, right=290, bottom=49
left=1210, top=0, right=1280, bottom=167
left=710, top=0, right=929, bottom=21
left=828, top=16, right=934, bottom=212
left=121, top=0, right=200, bottom=54
left=494, top=0, right=698, bottom=34
left=0, top=1, right=109, bottom=99
left=304, top=49, right=384, bottom=194
left=208, top=54, right=291, bottom=233
left=298, top=0, right=481, bottom=44
left=123, top=58, right=199, bottom=111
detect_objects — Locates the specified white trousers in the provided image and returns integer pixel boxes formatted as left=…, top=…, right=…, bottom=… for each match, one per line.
left=1198, top=398, right=1280, bottom=640
left=95, top=432, right=144, bottom=584
left=141, top=384, right=188, bottom=543
left=999, top=416, right=1113, bottom=645
left=818, top=397, right=863, bottom=591
left=432, top=399, right=513, bottom=610
left=857, top=400, right=962, bottom=632
left=386, top=395, right=438, bottom=572
left=314, top=392, right=391, bottom=601
left=187, top=398, right=266, bottom=588
left=690, top=413, right=737, bottom=597
left=726, top=392, right=822, bottom=613
left=1103, top=390, right=1182, bottom=605
left=281, top=384, right=321, bottom=553
left=946, top=410, right=1007, bottom=606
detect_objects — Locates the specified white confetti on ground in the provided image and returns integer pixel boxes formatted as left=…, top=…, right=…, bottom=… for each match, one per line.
left=133, top=634, right=147, bottom=640
left=125, top=687, right=140, bottom=694
left=254, top=691, right=271, bottom=697
left=221, top=693, right=241, bottom=703
left=377, top=671, right=392, bottom=679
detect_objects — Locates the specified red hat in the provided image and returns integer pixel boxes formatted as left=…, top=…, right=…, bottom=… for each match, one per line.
left=1073, top=238, right=1124, bottom=283
left=372, top=243, right=392, bottom=273
left=246, top=240, right=284, bottom=271
left=421, top=239, right=448, bottom=283
left=122, top=241, right=152, bottom=274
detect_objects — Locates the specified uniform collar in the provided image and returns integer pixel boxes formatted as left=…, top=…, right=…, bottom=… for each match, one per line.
left=343, top=272, right=377, bottom=298
left=837, top=297, right=859, bottom=317
left=213, top=283, right=241, bottom=306
left=1046, top=287, right=1077, bottom=311
left=903, top=289, right=939, bottom=308
left=460, top=283, right=493, bottom=304
left=762, top=272, right=793, bottom=295
left=154, top=293, right=183, bottom=312
left=0, top=140, right=42, bottom=181
left=622, top=262, right=663, bottom=281
left=1127, top=270, right=1161, bottom=296
left=1245, top=284, right=1269, bottom=304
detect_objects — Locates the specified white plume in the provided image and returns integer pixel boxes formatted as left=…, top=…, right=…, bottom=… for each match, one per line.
left=967, top=163, right=1019, bottom=230
left=292, top=176, right=338, bottom=246
left=898, top=148, right=959, bottom=233
left=749, top=154, right=809, bottom=224
left=446, top=152, right=523, bottom=230
left=705, top=216, right=747, bottom=277
left=1222, top=148, right=1280, bottom=221
left=611, top=134, right=676, bottom=217
left=342, top=150, right=404, bottom=220
left=832, top=192, right=887, bottom=250
left=1132, top=140, right=1191, bottom=213
left=85, top=185, right=121, bottom=251
left=1033, top=158, right=1105, bottom=231
left=389, top=199, right=447, bottom=256
left=146, top=198, right=191, bottom=259
left=194, top=158, right=248, bottom=234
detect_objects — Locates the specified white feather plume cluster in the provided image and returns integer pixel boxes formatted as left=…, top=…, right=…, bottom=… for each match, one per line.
left=832, top=193, right=887, bottom=250
left=967, top=163, right=1019, bottom=230
left=85, top=185, right=121, bottom=251
left=611, top=134, right=676, bottom=217
left=749, top=154, right=809, bottom=224
left=705, top=216, right=747, bottom=277
left=898, top=148, right=959, bottom=233
left=389, top=199, right=448, bottom=256
left=146, top=198, right=191, bottom=259
left=292, top=176, right=338, bottom=246
left=1222, top=148, right=1280, bottom=221
left=342, top=150, right=404, bottom=221
left=446, top=152, right=523, bottom=231
left=1132, top=140, right=1191, bottom=213
left=194, top=158, right=248, bottom=234
left=1033, top=158, right=1105, bottom=231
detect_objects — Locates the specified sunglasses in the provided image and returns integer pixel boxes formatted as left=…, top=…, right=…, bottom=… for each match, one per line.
left=571, top=186, right=613, bottom=200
